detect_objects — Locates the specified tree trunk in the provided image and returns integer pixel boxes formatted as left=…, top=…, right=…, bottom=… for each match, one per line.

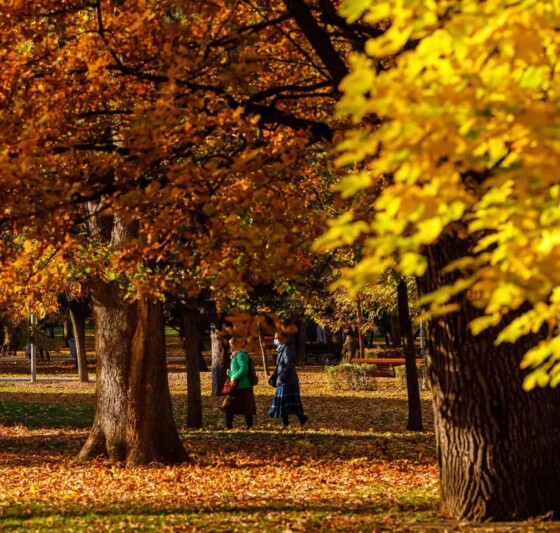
left=198, top=341, right=209, bottom=372
left=257, top=323, right=269, bottom=375
left=62, top=318, right=70, bottom=347
left=356, top=296, right=365, bottom=358
left=78, top=282, right=187, bottom=465
left=397, top=280, right=422, bottom=431
left=69, top=300, right=89, bottom=383
left=181, top=305, right=203, bottom=428
left=417, top=236, right=560, bottom=520
left=390, top=312, right=402, bottom=347
left=211, top=328, right=228, bottom=396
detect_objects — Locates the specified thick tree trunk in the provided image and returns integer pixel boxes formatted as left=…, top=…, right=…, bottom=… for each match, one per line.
left=211, top=328, right=228, bottom=396
left=397, top=280, right=422, bottom=431
left=418, top=236, right=560, bottom=520
left=69, top=300, right=89, bottom=383
left=78, top=282, right=187, bottom=465
left=181, top=305, right=203, bottom=428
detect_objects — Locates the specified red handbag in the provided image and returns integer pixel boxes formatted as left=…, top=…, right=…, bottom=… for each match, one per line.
left=221, top=379, right=237, bottom=395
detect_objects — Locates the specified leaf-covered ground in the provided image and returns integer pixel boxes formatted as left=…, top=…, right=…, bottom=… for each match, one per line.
left=0, top=359, right=557, bottom=532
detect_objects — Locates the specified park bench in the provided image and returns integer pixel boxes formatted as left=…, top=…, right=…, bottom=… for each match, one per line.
left=351, top=357, right=426, bottom=377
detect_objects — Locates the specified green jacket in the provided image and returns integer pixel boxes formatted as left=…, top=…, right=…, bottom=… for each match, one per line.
left=229, top=350, right=252, bottom=389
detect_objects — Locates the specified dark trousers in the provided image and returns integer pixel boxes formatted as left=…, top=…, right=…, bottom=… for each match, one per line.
left=282, top=414, right=307, bottom=427
left=226, top=414, right=253, bottom=429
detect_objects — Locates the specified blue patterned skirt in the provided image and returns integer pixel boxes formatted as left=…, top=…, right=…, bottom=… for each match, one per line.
left=268, top=383, right=305, bottom=418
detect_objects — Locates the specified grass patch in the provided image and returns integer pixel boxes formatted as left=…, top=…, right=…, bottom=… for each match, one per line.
left=0, top=401, right=94, bottom=429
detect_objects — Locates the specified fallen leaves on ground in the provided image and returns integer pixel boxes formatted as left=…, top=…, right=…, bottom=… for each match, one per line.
left=0, top=367, right=556, bottom=531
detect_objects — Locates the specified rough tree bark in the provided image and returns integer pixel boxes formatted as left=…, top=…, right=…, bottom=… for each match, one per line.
left=417, top=236, right=560, bottom=520
left=181, top=304, right=203, bottom=428
left=211, top=327, right=228, bottom=397
left=69, top=299, right=89, bottom=383
left=78, top=282, right=187, bottom=465
left=397, top=279, right=422, bottom=431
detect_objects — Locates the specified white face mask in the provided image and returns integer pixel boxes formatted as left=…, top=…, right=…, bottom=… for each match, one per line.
left=273, top=338, right=281, bottom=347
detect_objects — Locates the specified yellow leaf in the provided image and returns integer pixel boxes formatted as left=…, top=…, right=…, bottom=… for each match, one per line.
left=332, top=172, right=373, bottom=198
left=399, top=252, right=427, bottom=277
left=339, top=0, right=373, bottom=23
left=416, top=218, right=443, bottom=244
left=469, top=313, right=501, bottom=336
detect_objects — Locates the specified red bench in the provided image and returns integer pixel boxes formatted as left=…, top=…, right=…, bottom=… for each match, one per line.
left=351, top=358, right=425, bottom=365
left=351, top=358, right=425, bottom=377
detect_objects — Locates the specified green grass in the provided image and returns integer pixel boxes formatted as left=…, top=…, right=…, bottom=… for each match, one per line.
left=0, top=401, right=94, bottom=429
left=0, top=498, right=442, bottom=532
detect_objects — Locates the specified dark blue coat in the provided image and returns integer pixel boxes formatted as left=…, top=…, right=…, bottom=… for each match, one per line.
left=275, top=343, right=299, bottom=387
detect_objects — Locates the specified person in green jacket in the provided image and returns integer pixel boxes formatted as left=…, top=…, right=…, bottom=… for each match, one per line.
left=224, top=336, right=257, bottom=429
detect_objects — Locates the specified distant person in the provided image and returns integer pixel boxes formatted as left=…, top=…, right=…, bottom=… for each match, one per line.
left=341, top=332, right=358, bottom=364
left=268, top=331, right=308, bottom=429
left=223, top=336, right=256, bottom=430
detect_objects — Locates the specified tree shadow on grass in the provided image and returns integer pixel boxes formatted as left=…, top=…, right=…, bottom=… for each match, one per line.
left=0, top=400, right=94, bottom=429
left=179, top=392, right=435, bottom=435
left=0, top=359, right=97, bottom=376
left=0, top=406, right=435, bottom=470
left=0, top=499, right=438, bottom=524
left=1, top=389, right=434, bottom=434
left=0, top=429, right=435, bottom=468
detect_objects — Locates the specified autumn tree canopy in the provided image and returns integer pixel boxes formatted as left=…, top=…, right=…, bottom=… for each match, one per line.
left=0, top=1, right=357, bottom=314
left=0, top=0, right=382, bottom=464
left=319, top=0, right=560, bottom=390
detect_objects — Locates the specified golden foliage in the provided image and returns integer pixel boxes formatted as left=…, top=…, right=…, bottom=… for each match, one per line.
left=0, top=1, right=337, bottom=313
left=328, top=0, right=560, bottom=389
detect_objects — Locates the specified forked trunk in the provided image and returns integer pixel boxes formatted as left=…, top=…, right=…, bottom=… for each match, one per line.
left=78, top=282, right=187, bottom=465
left=418, top=236, right=560, bottom=520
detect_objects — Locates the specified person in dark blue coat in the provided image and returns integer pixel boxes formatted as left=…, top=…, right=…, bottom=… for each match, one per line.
left=268, top=331, right=308, bottom=428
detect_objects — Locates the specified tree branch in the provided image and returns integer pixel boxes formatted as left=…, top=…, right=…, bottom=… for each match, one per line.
left=283, top=0, right=349, bottom=87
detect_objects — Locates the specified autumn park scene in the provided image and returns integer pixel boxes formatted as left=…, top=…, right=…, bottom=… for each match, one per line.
left=2, top=0, right=560, bottom=531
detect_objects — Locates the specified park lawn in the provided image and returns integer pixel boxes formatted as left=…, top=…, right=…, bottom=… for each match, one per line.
left=0, top=368, right=557, bottom=532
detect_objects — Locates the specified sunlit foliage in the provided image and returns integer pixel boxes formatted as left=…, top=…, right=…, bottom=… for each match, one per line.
left=319, top=0, right=560, bottom=389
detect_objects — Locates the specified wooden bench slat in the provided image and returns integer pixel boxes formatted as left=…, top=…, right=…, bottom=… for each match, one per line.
left=350, top=358, right=425, bottom=364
